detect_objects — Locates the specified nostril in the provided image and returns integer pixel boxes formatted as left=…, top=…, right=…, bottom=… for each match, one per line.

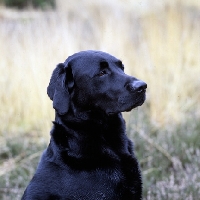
left=137, top=86, right=146, bottom=93
left=127, top=80, right=147, bottom=93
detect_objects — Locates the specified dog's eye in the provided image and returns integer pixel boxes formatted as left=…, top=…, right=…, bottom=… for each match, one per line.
left=98, top=70, right=107, bottom=77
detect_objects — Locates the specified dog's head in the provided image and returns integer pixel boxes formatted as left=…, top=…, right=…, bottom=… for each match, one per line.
left=47, top=50, right=147, bottom=116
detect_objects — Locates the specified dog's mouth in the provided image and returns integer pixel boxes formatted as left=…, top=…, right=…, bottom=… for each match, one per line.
left=120, top=92, right=146, bottom=113
left=124, top=100, right=144, bottom=112
left=106, top=93, right=146, bottom=116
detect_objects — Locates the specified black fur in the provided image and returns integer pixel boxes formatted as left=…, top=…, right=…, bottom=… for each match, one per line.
left=22, top=50, right=147, bottom=200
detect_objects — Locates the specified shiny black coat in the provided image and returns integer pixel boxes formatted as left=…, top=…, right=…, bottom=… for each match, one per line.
left=22, top=50, right=147, bottom=200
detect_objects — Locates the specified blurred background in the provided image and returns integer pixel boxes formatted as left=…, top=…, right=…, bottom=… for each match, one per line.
left=0, top=0, right=200, bottom=199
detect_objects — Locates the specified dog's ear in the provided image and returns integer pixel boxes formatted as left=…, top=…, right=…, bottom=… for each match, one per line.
left=47, top=62, right=74, bottom=115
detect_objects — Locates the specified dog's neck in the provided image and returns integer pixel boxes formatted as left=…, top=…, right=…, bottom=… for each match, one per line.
left=55, top=108, right=121, bottom=124
left=54, top=110, right=126, bottom=140
left=48, top=110, right=131, bottom=168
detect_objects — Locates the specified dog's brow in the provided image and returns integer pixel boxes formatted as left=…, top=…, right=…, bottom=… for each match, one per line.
left=115, top=60, right=122, bottom=65
left=115, top=60, right=124, bottom=70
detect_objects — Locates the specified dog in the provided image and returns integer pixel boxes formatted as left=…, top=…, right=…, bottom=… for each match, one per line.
left=22, top=50, right=147, bottom=200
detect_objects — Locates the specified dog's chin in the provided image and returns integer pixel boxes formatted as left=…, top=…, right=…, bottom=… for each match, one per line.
left=122, top=97, right=146, bottom=113
left=124, top=102, right=144, bottom=112
left=105, top=94, right=146, bottom=115
left=106, top=102, right=145, bottom=116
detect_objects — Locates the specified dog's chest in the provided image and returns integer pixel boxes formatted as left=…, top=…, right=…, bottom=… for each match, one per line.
left=51, top=167, right=125, bottom=199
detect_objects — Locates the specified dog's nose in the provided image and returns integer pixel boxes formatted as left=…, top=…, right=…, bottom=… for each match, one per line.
left=127, top=80, right=147, bottom=93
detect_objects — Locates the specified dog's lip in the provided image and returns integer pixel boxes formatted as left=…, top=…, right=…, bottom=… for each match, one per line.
left=124, top=101, right=144, bottom=112
left=122, top=94, right=146, bottom=112
left=107, top=101, right=145, bottom=115
left=106, top=92, right=146, bottom=115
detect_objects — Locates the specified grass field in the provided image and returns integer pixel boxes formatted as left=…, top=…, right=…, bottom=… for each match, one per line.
left=0, top=0, right=200, bottom=199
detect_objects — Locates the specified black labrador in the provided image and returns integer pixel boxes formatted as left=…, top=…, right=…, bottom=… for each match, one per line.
left=22, top=50, right=147, bottom=200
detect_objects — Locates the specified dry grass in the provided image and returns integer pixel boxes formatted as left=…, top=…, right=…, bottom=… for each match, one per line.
left=0, top=0, right=199, bottom=133
left=0, top=0, right=200, bottom=199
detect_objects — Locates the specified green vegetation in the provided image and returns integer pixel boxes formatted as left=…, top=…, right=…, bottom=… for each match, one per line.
left=0, top=133, right=46, bottom=199
left=2, top=0, right=55, bottom=9
left=0, top=0, right=200, bottom=199
left=129, top=107, right=200, bottom=199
